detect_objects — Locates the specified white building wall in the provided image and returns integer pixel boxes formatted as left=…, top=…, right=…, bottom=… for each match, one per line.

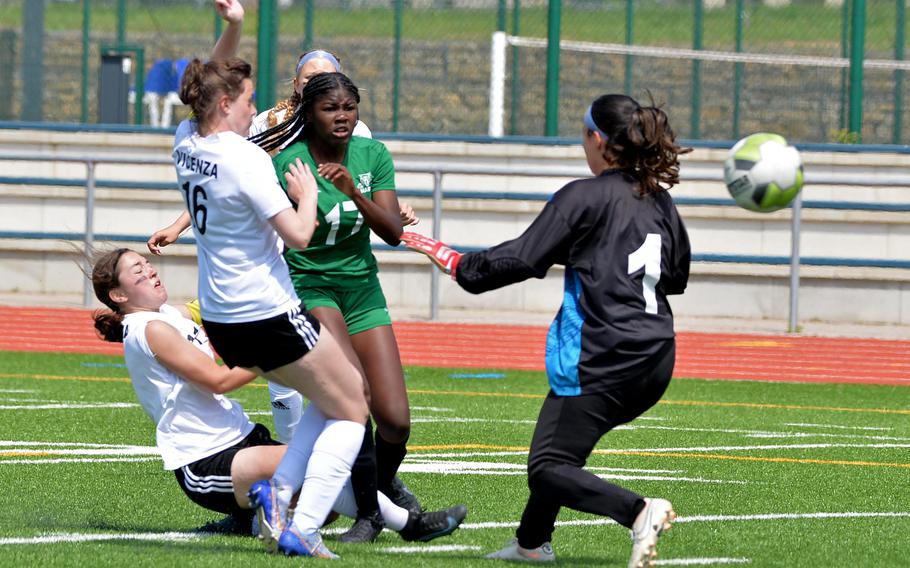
left=2, top=128, right=910, bottom=326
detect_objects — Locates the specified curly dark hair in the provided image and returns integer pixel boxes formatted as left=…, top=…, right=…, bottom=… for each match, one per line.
left=588, top=93, right=692, bottom=195
left=248, top=72, right=360, bottom=153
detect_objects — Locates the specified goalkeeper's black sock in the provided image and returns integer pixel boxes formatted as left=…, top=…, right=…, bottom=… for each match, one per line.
left=350, top=418, right=380, bottom=518
left=375, top=432, right=408, bottom=492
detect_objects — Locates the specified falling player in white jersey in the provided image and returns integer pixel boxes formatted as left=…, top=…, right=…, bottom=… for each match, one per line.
left=89, top=248, right=467, bottom=547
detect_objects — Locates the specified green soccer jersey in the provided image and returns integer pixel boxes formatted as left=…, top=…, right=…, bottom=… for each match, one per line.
left=272, top=136, right=396, bottom=289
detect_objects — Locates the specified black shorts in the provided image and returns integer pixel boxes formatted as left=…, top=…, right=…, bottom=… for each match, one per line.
left=203, top=304, right=322, bottom=372
left=173, top=423, right=281, bottom=516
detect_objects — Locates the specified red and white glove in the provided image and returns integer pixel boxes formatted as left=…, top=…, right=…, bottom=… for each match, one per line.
left=400, top=232, right=462, bottom=276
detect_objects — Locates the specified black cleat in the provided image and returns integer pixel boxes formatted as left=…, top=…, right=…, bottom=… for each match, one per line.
left=196, top=513, right=255, bottom=536
left=383, top=477, right=423, bottom=515
left=338, top=511, right=385, bottom=543
left=398, top=505, right=467, bottom=543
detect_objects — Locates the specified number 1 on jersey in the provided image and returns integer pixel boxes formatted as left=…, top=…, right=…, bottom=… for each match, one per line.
left=324, top=201, right=363, bottom=245
left=627, top=233, right=661, bottom=314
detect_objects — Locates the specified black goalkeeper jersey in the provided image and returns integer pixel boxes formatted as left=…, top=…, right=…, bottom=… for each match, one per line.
left=455, top=169, right=690, bottom=395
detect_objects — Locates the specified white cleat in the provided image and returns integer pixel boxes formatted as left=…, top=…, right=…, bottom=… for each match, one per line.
left=628, top=498, right=675, bottom=568
left=486, top=538, right=556, bottom=562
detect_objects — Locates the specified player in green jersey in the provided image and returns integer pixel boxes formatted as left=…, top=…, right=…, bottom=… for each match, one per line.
left=251, top=72, right=423, bottom=543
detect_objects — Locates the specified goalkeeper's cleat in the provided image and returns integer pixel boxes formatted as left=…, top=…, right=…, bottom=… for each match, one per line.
left=247, top=480, right=287, bottom=553
left=485, top=538, right=555, bottom=562
left=277, top=522, right=339, bottom=559
left=400, top=232, right=462, bottom=276
left=338, top=511, right=385, bottom=543
left=383, top=476, right=423, bottom=515
left=628, top=498, right=675, bottom=568
left=398, top=504, right=467, bottom=542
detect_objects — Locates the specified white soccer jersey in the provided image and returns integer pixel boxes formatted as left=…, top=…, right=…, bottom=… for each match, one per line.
left=250, top=107, right=372, bottom=151
left=121, top=304, right=254, bottom=470
left=173, top=119, right=298, bottom=323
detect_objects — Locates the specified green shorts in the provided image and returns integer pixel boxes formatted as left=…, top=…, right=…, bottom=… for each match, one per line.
left=296, top=277, right=391, bottom=335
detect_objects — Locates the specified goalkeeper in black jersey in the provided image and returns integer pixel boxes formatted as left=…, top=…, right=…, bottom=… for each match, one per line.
left=402, top=93, right=691, bottom=568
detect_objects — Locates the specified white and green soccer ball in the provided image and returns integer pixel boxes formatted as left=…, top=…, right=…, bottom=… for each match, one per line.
left=723, top=133, right=804, bottom=213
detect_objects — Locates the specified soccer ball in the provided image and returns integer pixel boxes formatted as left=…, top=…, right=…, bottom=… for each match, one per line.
left=723, top=133, right=804, bottom=213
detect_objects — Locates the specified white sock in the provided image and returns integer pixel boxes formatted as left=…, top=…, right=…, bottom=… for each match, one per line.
left=268, top=381, right=304, bottom=443
left=272, top=403, right=326, bottom=510
left=330, top=483, right=409, bottom=532
left=291, top=419, right=365, bottom=535
left=329, top=480, right=358, bottom=520
left=377, top=490, right=409, bottom=531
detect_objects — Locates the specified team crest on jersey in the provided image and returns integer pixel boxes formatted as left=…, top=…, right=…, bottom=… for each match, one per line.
left=186, top=326, right=208, bottom=347
left=357, top=172, right=373, bottom=194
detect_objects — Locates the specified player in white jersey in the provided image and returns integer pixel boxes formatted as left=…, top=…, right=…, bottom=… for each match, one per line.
left=90, top=248, right=467, bottom=542
left=249, top=49, right=372, bottom=150
left=162, top=1, right=369, bottom=558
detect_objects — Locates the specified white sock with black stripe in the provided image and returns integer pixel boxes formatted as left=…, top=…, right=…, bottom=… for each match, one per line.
left=268, top=381, right=303, bottom=443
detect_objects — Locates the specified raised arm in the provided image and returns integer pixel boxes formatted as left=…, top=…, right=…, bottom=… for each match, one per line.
left=210, top=0, right=244, bottom=61
left=148, top=211, right=192, bottom=256
left=145, top=320, right=258, bottom=394
left=454, top=200, right=573, bottom=294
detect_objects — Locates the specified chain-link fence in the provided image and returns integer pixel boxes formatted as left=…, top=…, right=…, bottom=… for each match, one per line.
left=0, top=0, right=906, bottom=143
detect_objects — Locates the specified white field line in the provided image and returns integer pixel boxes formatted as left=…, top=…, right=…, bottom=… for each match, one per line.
left=411, top=406, right=454, bottom=412
left=408, top=451, right=530, bottom=458
left=409, top=419, right=905, bottom=441
left=0, top=448, right=159, bottom=456
left=0, top=398, right=64, bottom=403
left=460, top=511, right=910, bottom=530
left=0, top=441, right=152, bottom=448
left=0, top=532, right=202, bottom=545
left=0, top=403, right=138, bottom=410
left=410, top=441, right=910, bottom=457
left=618, top=424, right=910, bottom=442
left=411, top=417, right=537, bottom=424
left=379, top=544, right=482, bottom=553
left=400, top=460, right=745, bottom=484
left=655, top=559, right=750, bottom=566
left=596, top=442, right=910, bottom=453
left=5, top=512, right=909, bottom=547
left=0, top=457, right=160, bottom=465
left=0, top=389, right=36, bottom=393
left=745, top=432, right=910, bottom=441
left=3, top=440, right=907, bottom=467
left=783, top=423, right=891, bottom=431
left=412, top=416, right=664, bottom=425
left=679, top=511, right=910, bottom=522
left=595, top=474, right=745, bottom=484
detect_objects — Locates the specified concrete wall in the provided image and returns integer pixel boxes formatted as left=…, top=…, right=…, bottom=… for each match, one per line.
left=2, top=127, right=910, bottom=325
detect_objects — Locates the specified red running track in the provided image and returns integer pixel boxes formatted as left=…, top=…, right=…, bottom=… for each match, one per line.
left=1, top=305, right=908, bottom=387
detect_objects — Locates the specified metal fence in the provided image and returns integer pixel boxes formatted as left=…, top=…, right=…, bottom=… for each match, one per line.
left=0, top=0, right=906, bottom=142
left=5, top=149, right=910, bottom=328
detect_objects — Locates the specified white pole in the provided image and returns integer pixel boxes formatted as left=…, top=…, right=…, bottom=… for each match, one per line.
left=83, top=161, right=96, bottom=308
left=489, top=31, right=507, bottom=137
left=787, top=191, right=802, bottom=333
